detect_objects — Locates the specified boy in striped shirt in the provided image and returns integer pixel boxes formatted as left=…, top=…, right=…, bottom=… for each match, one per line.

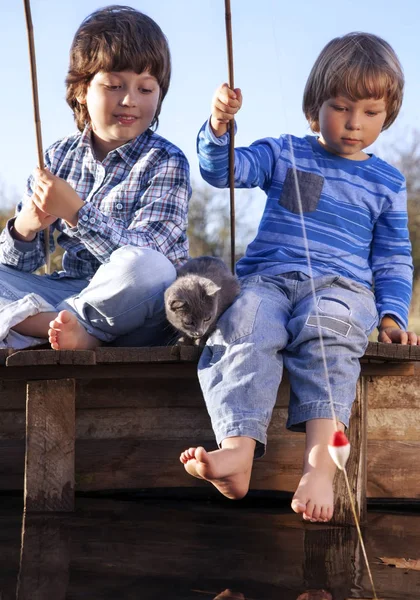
left=180, top=32, right=417, bottom=522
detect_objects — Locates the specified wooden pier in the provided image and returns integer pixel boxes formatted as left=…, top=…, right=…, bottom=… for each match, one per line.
left=0, top=342, right=419, bottom=523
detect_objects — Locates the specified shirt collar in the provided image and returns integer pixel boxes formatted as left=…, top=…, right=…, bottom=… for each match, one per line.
left=76, top=124, right=152, bottom=167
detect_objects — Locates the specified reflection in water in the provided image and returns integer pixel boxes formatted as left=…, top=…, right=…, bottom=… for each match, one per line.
left=296, top=591, right=332, bottom=600
left=16, top=514, right=69, bottom=600
left=0, top=497, right=418, bottom=599
left=213, top=591, right=245, bottom=600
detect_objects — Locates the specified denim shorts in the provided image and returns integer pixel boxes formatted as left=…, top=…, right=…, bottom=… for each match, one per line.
left=198, top=272, right=378, bottom=457
left=0, top=246, right=176, bottom=348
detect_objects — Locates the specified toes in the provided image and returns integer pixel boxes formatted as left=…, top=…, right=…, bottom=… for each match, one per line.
left=195, top=446, right=208, bottom=462
left=311, top=504, right=321, bottom=521
left=304, top=500, right=315, bottom=520
left=319, top=505, right=329, bottom=522
left=180, top=448, right=197, bottom=464
left=291, top=498, right=307, bottom=514
left=57, top=310, right=72, bottom=325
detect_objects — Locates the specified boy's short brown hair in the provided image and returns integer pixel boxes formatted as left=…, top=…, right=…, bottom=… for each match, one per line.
left=66, top=5, right=171, bottom=132
left=303, top=32, right=404, bottom=133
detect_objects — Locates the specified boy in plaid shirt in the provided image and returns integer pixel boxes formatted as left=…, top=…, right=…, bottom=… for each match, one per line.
left=0, top=5, right=190, bottom=350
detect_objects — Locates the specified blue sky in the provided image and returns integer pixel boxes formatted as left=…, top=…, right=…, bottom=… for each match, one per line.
left=1, top=0, right=419, bottom=213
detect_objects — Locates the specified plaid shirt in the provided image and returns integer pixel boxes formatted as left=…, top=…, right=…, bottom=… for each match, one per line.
left=0, top=126, right=191, bottom=279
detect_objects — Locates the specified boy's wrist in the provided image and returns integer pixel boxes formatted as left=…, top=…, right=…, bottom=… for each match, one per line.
left=63, top=198, right=84, bottom=228
left=210, top=116, right=229, bottom=138
left=12, top=218, right=37, bottom=242
left=378, top=315, right=400, bottom=331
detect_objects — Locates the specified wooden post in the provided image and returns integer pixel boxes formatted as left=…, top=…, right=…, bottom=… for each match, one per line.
left=16, top=514, right=70, bottom=599
left=303, top=526, right=358, bottom=599
left=331, top=376, right=368, bottom=525
left=24, top=379, right=75, bottom=512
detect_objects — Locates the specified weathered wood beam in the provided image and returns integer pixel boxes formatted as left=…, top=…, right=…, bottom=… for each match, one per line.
left=24, top=379, right=75, bottom=512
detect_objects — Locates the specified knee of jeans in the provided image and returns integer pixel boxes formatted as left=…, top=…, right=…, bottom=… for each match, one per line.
left=109, top=246, right=176, bottom=290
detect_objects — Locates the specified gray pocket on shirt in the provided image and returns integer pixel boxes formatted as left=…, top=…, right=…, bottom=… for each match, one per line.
left=279, top=168, right=324, bottom=213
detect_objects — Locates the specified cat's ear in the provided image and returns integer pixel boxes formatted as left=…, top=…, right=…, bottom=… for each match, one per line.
left=204, top=281, right=221, bottom=296
left=170, top=300, right=186, bottom=311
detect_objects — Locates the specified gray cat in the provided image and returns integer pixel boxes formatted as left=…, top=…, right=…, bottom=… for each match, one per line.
left=164, top=256, right=241, bottom=346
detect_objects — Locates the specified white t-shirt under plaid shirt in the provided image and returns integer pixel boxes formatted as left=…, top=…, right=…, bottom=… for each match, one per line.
left=0, top=126, right=191, bottom=279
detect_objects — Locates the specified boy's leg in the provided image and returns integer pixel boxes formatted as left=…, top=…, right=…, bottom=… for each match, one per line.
left=52, top=246, right=176, bottom=349
left=180, top=275, right=292, bottom=499
left=285, top=275, right=378, bottom=522
left=0, top=264, right=86, bottom=347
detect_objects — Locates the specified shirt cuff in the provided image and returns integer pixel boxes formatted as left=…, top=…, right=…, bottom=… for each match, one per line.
left=69, top=203, right=104, bottom=236
left=2, top=218, right=39, bottom=253
left=202, top=118, right=237, bottom=146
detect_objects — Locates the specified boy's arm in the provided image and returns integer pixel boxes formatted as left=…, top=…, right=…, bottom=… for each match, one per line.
left=371, top=182, right=415, bottom=342
left=0, top=160, right=57, bottom=272
left=197, top=83, right=281, bottom=191
left=64, top=151, right=191, bottom=265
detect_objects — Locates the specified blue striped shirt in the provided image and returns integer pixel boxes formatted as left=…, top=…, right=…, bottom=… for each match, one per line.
left=0, top=126, right=191, bottom=279
left=197, top=121, right=413, bottom=329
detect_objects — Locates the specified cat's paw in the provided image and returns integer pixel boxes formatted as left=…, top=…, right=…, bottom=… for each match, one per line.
left=176, top=335, right=195, bottom=346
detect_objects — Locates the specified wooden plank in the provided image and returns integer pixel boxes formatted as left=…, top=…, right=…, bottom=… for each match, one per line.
left=0, top=348, right=13, bottom=365
left=0, top=362, right=198, bottom=381
left=368, top=408, right=420, bottom=440
left=16, top=515, right=69, bottom=600
left=95, top=346, right=180, bottom=364
left=0, top=378, right=26, bottom=410
left=7, top=349, right=96, bottom=367
left=3, top=434, right=420, bottom=499
left=361, top=362, right=415, bottom=376
left=365, top=341, right=420, bottom=361
left=25, top=379, right=75, bottom=512
left=178, top=345, right=201, bottom=362
left=368, top=376, right=420, bottom=408
left=367, top=440, right=420, bottom=498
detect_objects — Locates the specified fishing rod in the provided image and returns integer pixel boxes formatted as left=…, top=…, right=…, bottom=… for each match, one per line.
left=224, top=0, right=236, bottom=274
left=23, top=0, right=51, bottom=274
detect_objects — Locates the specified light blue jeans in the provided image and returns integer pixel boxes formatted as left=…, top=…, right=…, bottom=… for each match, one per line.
left=0, top=246, right=176, bottom=348
left=198, top=272, right=379, bottom=457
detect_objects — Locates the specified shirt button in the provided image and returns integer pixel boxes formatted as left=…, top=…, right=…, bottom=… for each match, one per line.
left=89, top=217, right=96, bottom=224
left=82, top=215, right=89, bottom=222
left=116, top=203, right=123, bottom=210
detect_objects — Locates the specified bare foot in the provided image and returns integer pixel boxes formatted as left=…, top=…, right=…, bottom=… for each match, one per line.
left=48, top=310, right=101, bottom=350
left=291, top=468, right=335, bottom=522
left=291, top=419, right=342, bottom=523
left=179, top=437, right=255, bottom=500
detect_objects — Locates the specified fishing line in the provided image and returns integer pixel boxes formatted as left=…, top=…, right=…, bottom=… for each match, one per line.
left=267, top=5, right=378, bottom=597
left=223, top=1, right=381, bottom=596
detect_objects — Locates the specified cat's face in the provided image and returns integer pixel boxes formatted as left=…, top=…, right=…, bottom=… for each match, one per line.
left=165, top=280, right=220, bottom=339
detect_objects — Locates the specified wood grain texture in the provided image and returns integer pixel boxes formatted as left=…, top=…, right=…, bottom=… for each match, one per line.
left=24, top=379, right=75, bottom=512
left=16, top=515, right=69, bottom=600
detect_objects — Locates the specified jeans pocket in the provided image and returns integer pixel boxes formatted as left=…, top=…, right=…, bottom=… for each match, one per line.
left=213, top=289, right=262, bottom=345
left=279, top=168, right=324, bottom=213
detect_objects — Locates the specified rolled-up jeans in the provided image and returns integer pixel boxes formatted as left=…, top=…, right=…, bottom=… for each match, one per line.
left=0, top=246, right=176, bottom=348
left=198, top=272, right=379, bottom=457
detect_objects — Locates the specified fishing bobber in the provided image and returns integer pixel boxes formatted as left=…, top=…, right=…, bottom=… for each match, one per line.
left=328, top=431, right=351, bottom=470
